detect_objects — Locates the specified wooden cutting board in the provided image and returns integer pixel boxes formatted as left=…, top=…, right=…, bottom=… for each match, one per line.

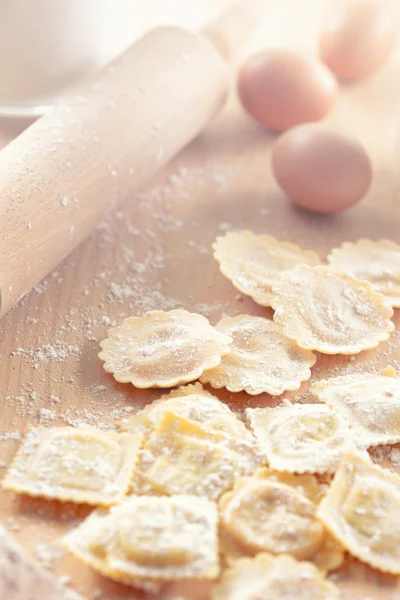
left=1, top=2, right=400, bottom=598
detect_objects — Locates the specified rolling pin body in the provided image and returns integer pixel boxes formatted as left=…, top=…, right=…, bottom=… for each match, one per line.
left=0, top=27, right=227, bottom=317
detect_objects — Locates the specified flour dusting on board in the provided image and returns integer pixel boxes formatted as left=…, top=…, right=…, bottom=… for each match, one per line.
left=11, top=341, right=79, bottom=364
left=2, top=161, right=243, bottom=442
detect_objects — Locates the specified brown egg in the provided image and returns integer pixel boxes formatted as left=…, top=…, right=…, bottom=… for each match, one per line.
left=271, top=124, right=372, bottom=213
left=237, top=49, right=337, bottom=133
left=320, top=0, right=397, bottom=82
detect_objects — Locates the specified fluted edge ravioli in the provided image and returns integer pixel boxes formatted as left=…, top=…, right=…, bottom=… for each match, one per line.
left=246, top=404, right=354, bottom=473
left=317, top=450, right=400, bottom=574
left=98, top=309, right=232, bottom=388
left=218, top=470, right=344, bottom=573
left=328, top=239, right=400, bottom=307
left=311, top=367, right=400, bottom=447
left=271, top=265, right=394, bottom=354
left=2, top=427, right=143, bottom=506
left=213, top=230, right=321, bottom=307
left=132, top=412, right=262, bottom=501
left=62, top=495, right=219, bottom=586
left=200, top=315, right=316, bottom=396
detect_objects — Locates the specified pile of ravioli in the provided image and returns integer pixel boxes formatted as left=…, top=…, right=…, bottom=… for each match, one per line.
left=3, top=232, right=400, bottom=600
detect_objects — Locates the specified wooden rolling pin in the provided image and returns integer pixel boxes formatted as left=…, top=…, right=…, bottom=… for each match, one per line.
left=0, top=0, right=265, bottom=319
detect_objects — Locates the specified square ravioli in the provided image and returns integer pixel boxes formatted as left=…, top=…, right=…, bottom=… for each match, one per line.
left=312, top=368, right=400, bottom=447
left=2, top=427, right=143, bottom=506
left=133, top=412, right=261, bottom=500
left=246, top=404, right=354, bottom=474
left=317, top=450, right=400, bottom=574
left=62, top=495, right=219, bottom=585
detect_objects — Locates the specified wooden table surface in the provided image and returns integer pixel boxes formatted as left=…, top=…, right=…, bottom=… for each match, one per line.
left=1, top=1, right=400, bottom=599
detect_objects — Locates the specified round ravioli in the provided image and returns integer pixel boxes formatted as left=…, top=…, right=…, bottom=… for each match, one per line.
left=271, top=265, right=394, bottom=354
left=328, top=239, right=400, bottom=307
left=213, top=231, right=321, bottom=307
left=211, top=553, right=340, bottom=600
left=246, top=404, right=354, bottom=473
left=98, top=309, right=232, bottom=388
left=220, top=469, right=344, bottom=573
left=219, top=476, right=325, bottom=562
left=200, top=315, right=315, bottom=395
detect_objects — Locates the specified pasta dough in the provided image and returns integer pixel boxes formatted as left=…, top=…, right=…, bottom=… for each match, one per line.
left=317, top=450, right=400, bottom=574
left=62, top=494, right=219, bottom=588
left=98, top=309, right=232, bottom=388
left=271, top=265, right=394, bottom=354
left=328, top=239, right=400, bottom=307
left=2, top=427, right=143, bottom=506
left=213, top=230, right=320, bottom=307
left=246, top=404, right=354, bottom=473
left=211, top=553, right=340, bottom=600
left=200, top=315, right=315, bottom=396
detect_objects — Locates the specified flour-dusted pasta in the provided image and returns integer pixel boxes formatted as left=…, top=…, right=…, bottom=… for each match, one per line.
left=328, top=239, right=400, bottom=307
left=213, top=230, right=321, bottom=307
left=62, top=494, right=219, bottom=590
left=200, top=315, right=315, bottom=395
left=98, top=309, right=232, bottom=388
left=246, top=404, right=354, bottom=473
left=236, top=468, right=344, bottom=573
left=271, top=265, right=394, bottom=354
left=2, top=427, right=143, bottom=506
left=133, top=412, right=262, bottom=501
left=312, top=368, right=400, bottom=447
left=317, top=450, right=400, bottom=574
left=218, top=472, right=343, bottom=571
